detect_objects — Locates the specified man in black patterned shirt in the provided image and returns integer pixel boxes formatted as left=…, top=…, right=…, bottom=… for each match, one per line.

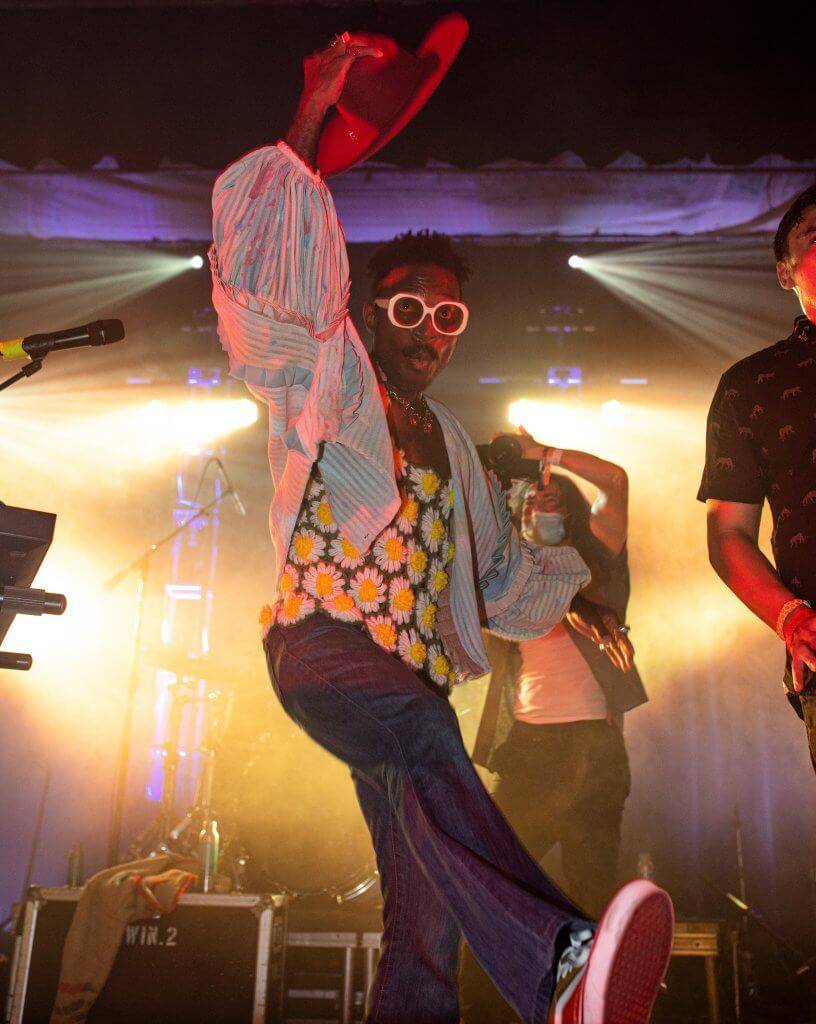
left=699, top=184, right=816, bottom=772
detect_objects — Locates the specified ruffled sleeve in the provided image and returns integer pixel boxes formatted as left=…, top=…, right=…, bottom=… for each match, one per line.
left=478, top=468, right=591, bottom=642
left=210, top=141, right=350, bottom=380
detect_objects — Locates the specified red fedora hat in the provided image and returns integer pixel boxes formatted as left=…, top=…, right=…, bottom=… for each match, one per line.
left=317, top=13, right=469, bottom=178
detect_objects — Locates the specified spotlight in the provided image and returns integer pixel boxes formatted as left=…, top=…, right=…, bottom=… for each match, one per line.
left=189, top=255, right=205, bottom=270
left=139, top=397, right=258, bottom=455
left=600, top=399, right=625, bottom=426
left=508, top=399, right=586, bottom=449
left=567, top=255, right=585, bottom=270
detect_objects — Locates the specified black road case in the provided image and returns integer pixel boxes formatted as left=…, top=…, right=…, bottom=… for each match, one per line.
left=5, top=887, right=287, bottom=1024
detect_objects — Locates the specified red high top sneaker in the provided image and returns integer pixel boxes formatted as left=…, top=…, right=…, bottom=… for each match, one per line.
left=549, top=880, right=674, bottom=1023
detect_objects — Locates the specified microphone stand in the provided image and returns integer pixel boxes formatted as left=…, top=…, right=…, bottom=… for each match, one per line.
left=0, top=761, right=52, bottom=933
left=102, top=486, right=238, bottom=867
left=0, top=358, right=43, bottom=393
left=702, top=872, right=814, bottom=1020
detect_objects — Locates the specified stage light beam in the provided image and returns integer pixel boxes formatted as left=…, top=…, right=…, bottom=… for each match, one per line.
left=569, top=239, right=789, bottom=359
left=139, top=397, right=259, bottom=455
left=568, top=254, right=586, bottom=269
left=189, top=255, right=205, bottom=270
left=0, top=239, right=211, bottom=337
left=600, top=399, right=626, bottom=426
left=508, top=398, right=591, bottom=450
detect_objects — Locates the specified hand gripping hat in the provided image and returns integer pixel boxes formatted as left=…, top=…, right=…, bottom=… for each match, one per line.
left=317, top=13, right=469, bottom=178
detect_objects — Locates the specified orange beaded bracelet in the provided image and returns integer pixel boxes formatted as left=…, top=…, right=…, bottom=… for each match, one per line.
left=776, top=598, right=808, bottom=641
left=783, top=606, right=813, bottom=649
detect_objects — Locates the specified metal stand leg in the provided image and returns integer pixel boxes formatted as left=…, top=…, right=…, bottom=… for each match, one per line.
left=731, top=926, right=741, bottom=1024
left=342, top=947, right=354, bottom=1024
left=704, top=955, right=720, bottom=1024
left=106, top=559, right=148, bottom=866
left=363, top=946, right=376, bottom=1006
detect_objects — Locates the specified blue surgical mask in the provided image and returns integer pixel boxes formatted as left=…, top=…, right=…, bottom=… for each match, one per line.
left=523, top=511, right=566, bottom=546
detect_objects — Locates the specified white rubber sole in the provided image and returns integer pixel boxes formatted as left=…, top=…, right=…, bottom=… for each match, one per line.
left=581, top=879, right=674, bottom=1023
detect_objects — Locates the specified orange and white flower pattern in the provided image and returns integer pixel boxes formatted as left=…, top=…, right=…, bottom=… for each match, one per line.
left=303, top=561, right=344, bottom=601
left=323, top=591, right=362, bottom=622
left=428, top=558, right=450, bottom=598
left=389, top=576, right=415, bottom=624
left=396, top=494, right=420, bottom=534
left=309, top=495, right=336, bottom=534
left=409, top=465, right=442, bottom=502
left=398, top=628, right=427, bottom=669
left=405, top=542, right=430, bottom=585
left=373, top=527, right=407, bottom=573
left=350, top=565, right=387, bottom=612
left=330, top=535, right=363, bottom=570
left=278, top=591, right=315, bottom=626
left=393, top=446, right=408, bottom=480
left=420, top=506, right=446, bottom=553
left=278, top=565, right=298, bottom=596
left=368, top=614, right=398, bottom=652
left=290, top=527, right=325, bottom=565
left=259, top=603, right=275, bottom=636
left=416, top=591, right=438, bottom=638
left=273, top=458, right=455, bottom=688
left=427, top=642, right=455, bottom=687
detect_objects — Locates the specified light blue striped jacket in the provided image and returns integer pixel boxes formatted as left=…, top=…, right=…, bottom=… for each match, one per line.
left=210, top=141, right=590, bottom=680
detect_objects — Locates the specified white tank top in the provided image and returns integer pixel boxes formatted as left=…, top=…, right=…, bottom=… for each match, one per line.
left=514, top=622, right=608, bottom=724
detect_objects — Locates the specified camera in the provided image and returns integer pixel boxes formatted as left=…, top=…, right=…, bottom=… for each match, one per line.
left=475, top=436, right=541, bottom=489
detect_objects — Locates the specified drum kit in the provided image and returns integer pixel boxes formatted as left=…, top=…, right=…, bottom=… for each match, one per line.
left=127, top=653, right=380, bottom=905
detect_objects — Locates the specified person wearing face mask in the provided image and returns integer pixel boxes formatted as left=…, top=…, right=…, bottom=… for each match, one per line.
left=460, top=440, right=648, bottom=1024
left=700, top=184, right=816, bottom=774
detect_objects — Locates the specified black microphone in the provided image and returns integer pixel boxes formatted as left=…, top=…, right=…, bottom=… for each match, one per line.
left=0, top=319, right=125, bottom=361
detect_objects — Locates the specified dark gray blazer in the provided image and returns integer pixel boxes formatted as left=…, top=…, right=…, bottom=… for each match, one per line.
left=472, top=547, right=648, bottom=771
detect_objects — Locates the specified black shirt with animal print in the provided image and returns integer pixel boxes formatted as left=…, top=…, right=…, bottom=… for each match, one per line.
left=698, top=315, right=816, bottom=700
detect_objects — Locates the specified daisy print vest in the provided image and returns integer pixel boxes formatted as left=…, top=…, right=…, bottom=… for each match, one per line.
left=273, top=452, right=457, bottom=689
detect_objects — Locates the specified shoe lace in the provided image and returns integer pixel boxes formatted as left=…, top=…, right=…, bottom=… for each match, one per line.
left=557, top=927, right=594, bottom=982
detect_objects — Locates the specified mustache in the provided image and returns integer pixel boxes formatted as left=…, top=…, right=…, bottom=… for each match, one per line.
left=404, top=342, right=437, bottom=361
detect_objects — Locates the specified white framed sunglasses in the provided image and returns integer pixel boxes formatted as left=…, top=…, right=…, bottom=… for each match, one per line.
left=374, top=292, right=470, bottom=336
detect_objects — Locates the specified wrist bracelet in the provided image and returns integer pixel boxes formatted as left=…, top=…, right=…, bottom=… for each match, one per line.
left=539, top=447, right=563, bottom=486
left=783, top=606, right=812, bottom=649
left=776, top=598, right=808, bottom=641
left=539, top=449, right=551, bottom=485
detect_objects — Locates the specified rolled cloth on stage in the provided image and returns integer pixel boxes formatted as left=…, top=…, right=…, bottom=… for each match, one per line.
left=49, top=854, right=196, bottom=1024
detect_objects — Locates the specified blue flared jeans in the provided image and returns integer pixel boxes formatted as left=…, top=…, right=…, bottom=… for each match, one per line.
left=264, top=614, right=589, bottom=1024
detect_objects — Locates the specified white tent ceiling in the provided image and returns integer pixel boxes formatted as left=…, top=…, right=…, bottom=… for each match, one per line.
left=1, top=154, right=813, bottom=243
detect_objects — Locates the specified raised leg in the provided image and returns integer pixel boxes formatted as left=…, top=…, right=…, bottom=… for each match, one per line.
left=265, top=616, right=590, bottom=1023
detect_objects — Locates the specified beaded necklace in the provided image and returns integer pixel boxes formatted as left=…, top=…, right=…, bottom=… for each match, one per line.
left=375, top=361, right=434, bottom=434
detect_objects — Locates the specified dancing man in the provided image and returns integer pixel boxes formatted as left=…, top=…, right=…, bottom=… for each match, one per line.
left=460, top=444, right=647, bottom=1022
left=210, top=33, right=673, bottom=1023
left=699, top=184, right=816, bottom=773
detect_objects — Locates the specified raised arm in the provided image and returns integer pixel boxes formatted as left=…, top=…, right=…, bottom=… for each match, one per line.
left=504, top=428, right=628, bottom=554
left=210, top=35, right=382, bottom=386
left=286, top=34, right=383, bottom=170
left=546, top=447, right=627, bottom=555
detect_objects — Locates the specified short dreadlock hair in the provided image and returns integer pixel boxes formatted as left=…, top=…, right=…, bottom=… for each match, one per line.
left=774, top=184, right=816, bottom=262
left=368, top=229, right=471, bottom=295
